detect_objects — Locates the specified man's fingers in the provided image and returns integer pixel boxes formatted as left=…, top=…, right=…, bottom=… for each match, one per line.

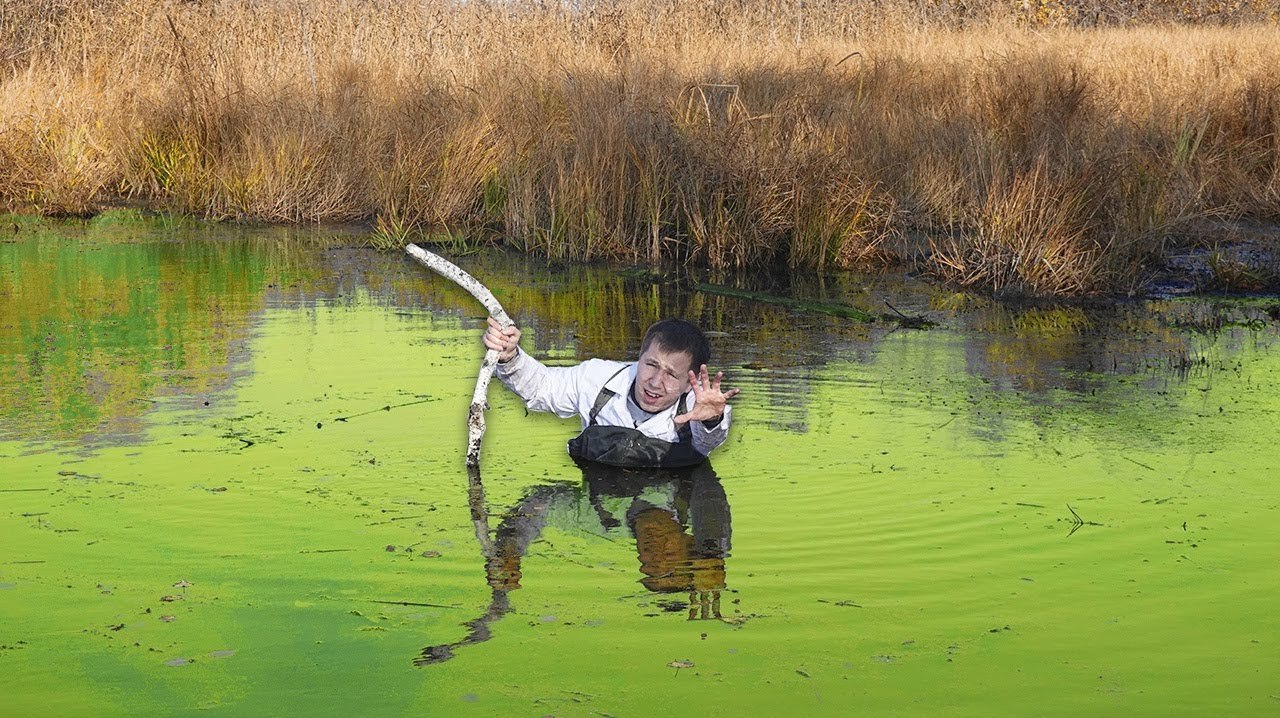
left=724, top=387, right=741, bottom=400
left=487, top=317, right=518, bottom=338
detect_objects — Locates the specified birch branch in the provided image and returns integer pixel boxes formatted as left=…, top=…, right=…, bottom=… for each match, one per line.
left=404, top=244, right=512, bottom=469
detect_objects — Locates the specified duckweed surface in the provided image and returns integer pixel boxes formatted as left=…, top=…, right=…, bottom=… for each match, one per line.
left=2, top=217, right=1278, bottom=716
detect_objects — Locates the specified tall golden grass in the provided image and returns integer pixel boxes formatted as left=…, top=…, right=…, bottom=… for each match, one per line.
left=2, top=0, right=1278, bottom=294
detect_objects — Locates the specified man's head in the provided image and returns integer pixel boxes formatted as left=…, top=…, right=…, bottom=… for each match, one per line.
left=632, top=319, right=711, bottom=413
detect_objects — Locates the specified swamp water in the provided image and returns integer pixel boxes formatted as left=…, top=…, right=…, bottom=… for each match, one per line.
left=1, top=216, right=1277, bottom=716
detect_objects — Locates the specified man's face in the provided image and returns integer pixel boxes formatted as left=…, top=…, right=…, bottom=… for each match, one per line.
left=633, top=344, right=694, bottom=413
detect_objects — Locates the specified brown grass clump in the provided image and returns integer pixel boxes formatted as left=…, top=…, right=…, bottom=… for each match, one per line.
left=1, top=1, right=1279, bottom=295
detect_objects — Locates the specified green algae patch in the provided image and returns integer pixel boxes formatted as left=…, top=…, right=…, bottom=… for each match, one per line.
left=1, top=305, right=481, bottom=716
left=2, top=225, right=1279, bottom=716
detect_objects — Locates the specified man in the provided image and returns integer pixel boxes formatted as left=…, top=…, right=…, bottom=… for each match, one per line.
left=483, top=317, right=740, bottom=467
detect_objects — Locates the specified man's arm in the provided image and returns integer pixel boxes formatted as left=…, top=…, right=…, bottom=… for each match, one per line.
left=484, top=317, right=586, bottom=419
left=691, top=405, right=732, bottom=455
left=493, top=348, right=588, bottom=419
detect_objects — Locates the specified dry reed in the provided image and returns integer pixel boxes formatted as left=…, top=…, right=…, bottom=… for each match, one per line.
left=2, top=0, right=1279, bottom=295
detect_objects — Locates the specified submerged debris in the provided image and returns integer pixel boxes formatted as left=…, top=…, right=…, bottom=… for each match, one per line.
left=668, top=659, right=695, bottom=676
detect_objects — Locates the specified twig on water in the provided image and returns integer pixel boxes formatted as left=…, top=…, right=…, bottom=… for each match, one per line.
left=370, top=599, right=460, bottom=609
left=883, top=300, right=936, bottom=329
left=1067, top=504, right=1084, bottom=536
left=884, top=299, right=910, bottom=319
left=335, top=397, right=434, bottom=422
left=1122, top=456, right=1156, bottom=472
left=1065, top=504, right=1103, bottom=536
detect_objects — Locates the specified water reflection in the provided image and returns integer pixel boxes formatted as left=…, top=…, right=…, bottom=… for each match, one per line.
left=0, top=220, right=361, bottom=444
left=0, top=238, right=263, bottom=443
left=5, top=216, right=1280, bottom=451
left=415, top=461, right=732, bottom=666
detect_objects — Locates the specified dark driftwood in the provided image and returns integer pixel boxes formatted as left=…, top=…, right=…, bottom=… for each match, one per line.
left=404, top=244, right=513, bottom=468
left=696, top=283, right=935, bottom=328
left=695, top=282, right=878, bottom=322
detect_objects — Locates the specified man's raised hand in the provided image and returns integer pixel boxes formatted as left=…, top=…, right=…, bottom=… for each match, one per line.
left=673, top=364, right=741, bottom=425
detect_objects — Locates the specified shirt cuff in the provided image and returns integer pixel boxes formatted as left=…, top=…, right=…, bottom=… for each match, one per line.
left=694, top=405, right=730, bottom=431
left=495, top=347, right=523, bottom=373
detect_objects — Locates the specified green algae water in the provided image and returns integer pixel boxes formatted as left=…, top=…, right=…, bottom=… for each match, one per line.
left=2, top=216, right=1278, bottom=716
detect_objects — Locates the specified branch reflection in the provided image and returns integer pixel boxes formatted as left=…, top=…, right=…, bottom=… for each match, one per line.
left=415, top=461, right=732, bottom=666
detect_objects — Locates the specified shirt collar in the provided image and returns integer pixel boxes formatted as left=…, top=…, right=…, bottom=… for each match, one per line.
left=613, top=364, right=693, bottom=421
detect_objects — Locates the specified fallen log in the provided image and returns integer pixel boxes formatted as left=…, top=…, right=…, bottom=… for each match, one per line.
left=695, top=282, right=934, bottom=328
left=695, top=282, right=877, bottom=322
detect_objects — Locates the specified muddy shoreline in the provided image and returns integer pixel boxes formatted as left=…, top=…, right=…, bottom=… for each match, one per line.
left=1146, top=219, right=1280, bottom=298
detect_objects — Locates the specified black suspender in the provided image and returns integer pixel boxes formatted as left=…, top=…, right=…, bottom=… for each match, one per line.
left=586, top=364, right=692, bottom=442
left=586, top=365, right=630, bottom=426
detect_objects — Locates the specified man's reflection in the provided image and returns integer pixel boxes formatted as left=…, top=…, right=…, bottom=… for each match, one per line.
left=415, top=461, right=731, bottom=666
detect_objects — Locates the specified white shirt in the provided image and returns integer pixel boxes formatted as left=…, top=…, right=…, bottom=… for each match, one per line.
left=494, top=349, right=732, bottom=457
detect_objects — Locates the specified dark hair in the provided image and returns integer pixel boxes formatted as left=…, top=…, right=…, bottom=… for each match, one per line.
left=640, top=319, right=711, bottom=370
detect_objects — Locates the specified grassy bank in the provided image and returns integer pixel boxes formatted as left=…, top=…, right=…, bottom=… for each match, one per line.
left=2, top=1, right=1279, bottom=295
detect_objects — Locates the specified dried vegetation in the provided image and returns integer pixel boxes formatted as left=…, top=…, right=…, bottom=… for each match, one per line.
left=2, top=0, right=1279, bottom=294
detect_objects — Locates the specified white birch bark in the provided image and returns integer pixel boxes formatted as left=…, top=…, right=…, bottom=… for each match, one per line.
left=404, top=244, right=513, bottom=469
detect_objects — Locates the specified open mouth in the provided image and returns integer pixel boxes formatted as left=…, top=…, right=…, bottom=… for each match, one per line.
left=642, top=388, right=662, bottom=404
